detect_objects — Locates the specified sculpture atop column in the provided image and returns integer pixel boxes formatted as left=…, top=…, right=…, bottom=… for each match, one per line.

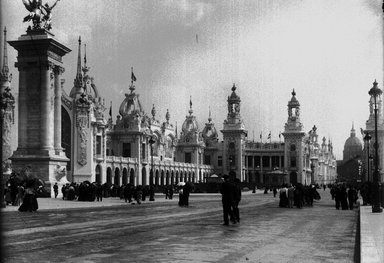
left=22, top=0, right=60, bottom=30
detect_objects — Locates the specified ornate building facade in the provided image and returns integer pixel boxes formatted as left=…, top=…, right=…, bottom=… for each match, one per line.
left=5, top=19, right=337, bottom=196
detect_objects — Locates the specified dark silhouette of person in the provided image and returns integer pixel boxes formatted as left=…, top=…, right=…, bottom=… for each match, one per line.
left=233, top=178, right=242, bottom=223
left=53, top=183, right=58, bottom=198
left=220, top=175, right=235, bottom=225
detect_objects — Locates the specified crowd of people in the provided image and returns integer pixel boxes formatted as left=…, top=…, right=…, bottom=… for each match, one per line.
left=60, top=182, right=157, bottom=204
left=330, top=184, right=358, bottom=210
left=274, top=184, right=321, bottom=208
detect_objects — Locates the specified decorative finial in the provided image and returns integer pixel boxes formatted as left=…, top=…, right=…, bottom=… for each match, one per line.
left=166, top=109, right=170, bottom=123
left=232, top=83, right=236, bottom=92
left=292, top=89, right=296, bottom=96
left=82, top=43, right=89, bottom=75
left=208, top=106, right=212, bottom=123
left=151, top=104, right=156, bottom=119
left=130, top=67, right=136, bottom=93
left=189, top=96, right=193, bottom=115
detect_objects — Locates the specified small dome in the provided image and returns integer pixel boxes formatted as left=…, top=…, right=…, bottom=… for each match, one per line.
left=228, top=83, right=240, bottom=103
left=119, top=92, right=143, bottom=117
left=182, top=116, right=199, bottom=133
left=288, top=89, right=300, bottom=107
left=202, top=124, right=218, bottom=140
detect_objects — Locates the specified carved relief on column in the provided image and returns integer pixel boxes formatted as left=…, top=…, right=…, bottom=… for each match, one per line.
left=76, top=94, right=90, bottom=166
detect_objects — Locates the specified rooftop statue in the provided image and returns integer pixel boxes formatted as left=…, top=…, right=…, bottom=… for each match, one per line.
left=22, top=0, right=60, bottom=30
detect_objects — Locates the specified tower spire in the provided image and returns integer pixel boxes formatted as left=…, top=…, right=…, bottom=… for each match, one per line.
left=1, top=27, right=10, bottom=81
left=74, top=36, right=82, bottom=88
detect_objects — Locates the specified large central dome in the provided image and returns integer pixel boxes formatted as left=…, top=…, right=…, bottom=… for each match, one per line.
left=343, top=124, right=362, bottom=161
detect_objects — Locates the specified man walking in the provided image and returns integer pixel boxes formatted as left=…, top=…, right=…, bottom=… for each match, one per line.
left=233, top=178, right=242, bottom=223
left=220, top=175, right=235, bottom=225
left=53, top=183, right=59, bottom=198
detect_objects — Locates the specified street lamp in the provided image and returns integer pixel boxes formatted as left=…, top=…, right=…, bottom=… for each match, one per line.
left=364, top=133, right=371, bottom=183
left=368, top=80, right=383, bottom=213
left=149, top=135, right=155, bottom=201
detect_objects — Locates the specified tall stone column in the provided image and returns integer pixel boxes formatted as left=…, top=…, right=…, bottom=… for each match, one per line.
left=9, top=29, right=71, bottom=195
left=54, top=65, right=64, bottom=153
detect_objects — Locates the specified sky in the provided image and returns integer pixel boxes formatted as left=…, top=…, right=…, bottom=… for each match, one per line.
left=1, top=0, right=383, bottom=159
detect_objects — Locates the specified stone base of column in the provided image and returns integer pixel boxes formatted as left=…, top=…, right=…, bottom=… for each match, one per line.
left=10, top=153, right=69, bottom=198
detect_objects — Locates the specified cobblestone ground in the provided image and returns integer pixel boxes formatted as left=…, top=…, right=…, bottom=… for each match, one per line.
left=1, top=189, right=358, bottom=263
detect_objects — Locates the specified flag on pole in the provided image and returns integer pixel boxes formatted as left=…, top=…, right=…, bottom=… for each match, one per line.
left=267, top=132, right=271, bottom=140
left=260, top=132, right=262, bottom=139
left=109, top=101, right=112, bottom=117
left=278, top=132, right=281, bottom=138
left=131, top=71, right=136, bottom=82
left=190, top=96, right=192, bottom=108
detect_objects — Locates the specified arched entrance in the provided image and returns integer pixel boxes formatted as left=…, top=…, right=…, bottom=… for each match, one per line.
left=161, top=170, right=165, bottom=186
left=166, top=170, right=170, bottom=185
left=171, top=171, right=174, bottom=185
left=150, top=169, right=154, bottom=186
left=122, top=168, right=128, bottom=185
left=142, top=167, right=147, bottom=185
left=290, top=171, right=298, bottom=185
left=114, top=168, right=120, bottom=186
left=155, top=170, right=159, bottom=186
left=61, top=106, right=72, bottom=174
left=130, top=168, right=135, bottom=185
left=106, top=167, right=112, bottom=184
left=95, top=165, right=102, bottom=183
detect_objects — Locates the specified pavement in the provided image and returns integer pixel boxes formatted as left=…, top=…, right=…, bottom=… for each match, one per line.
left=1, top=190, right=383, bottom=262
left=359, top=203, right=384, bottom=263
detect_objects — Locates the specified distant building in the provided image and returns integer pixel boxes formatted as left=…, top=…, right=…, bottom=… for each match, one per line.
left=337, top=124, right=363, bottom=183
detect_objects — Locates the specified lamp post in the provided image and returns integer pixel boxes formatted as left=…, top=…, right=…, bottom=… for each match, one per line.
left=364, top=133, right=371, bottom=183
left=0, top=91, right=5, bottom=208
left=149, top=135, right=155, bottom=201
left=368, top=80, right=383, bottom=213
left=149, top=136, right=155, bottom=186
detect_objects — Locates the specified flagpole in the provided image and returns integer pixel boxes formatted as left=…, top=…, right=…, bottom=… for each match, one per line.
left=131, top=67, right=133, bottom=86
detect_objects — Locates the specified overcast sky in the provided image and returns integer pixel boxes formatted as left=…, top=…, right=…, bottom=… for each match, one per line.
left=1, top=0, right=383, bottom=159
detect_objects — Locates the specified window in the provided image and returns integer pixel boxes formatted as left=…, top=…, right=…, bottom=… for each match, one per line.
left=255, top=156, right=261, bottom=167
left=218, top=156, right=223, bottom=167
left=204, top=155, right=211, bottom=165
left=96, top=136, right=102, bottom=155
left=185, top=152, right=192, bottom=163
left=262, top=156, right=270, bottom=167
left=290, top=144, right=296, bottom=152
left=290, top=156, right=296, bottom=167
left=247, top=156, right=253, bottom=168
left=122, top=143, right=131, bottom=157
left=141, top=143, right=146, bottom=159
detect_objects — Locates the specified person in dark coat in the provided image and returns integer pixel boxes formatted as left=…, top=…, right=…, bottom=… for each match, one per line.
left=19, top=180, right=38, bottom=212
left=149, top=185, right=155, bottom=201
left=340, top=186, right=349, bottom=210
left=124, top=184, right=132, bottom=203
left=232, top=178, right=242, bottom=223
left=220, top=175, right=235, bottom=225
left=347, top=186, right=357, bottom=210
left=96, top=183, right=103, bottom=202
left=53, top=183, right=59, bottom=198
